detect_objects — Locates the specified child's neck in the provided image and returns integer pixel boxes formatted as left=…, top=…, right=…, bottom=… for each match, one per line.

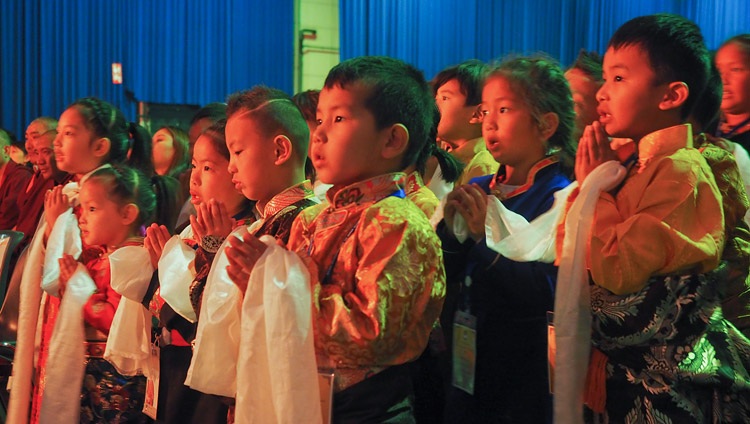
left=106, top=231, right=140, bottom=253
left=502, top=155, right=545, bottom=186
left=724, top=111, right=750, bottom=129
left=256, top=168, right=307, bottom=215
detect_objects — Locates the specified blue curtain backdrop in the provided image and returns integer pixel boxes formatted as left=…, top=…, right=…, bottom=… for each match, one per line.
left=0, top=0, right=293, bottom=138
left=340, top=0, right=750, bottom=80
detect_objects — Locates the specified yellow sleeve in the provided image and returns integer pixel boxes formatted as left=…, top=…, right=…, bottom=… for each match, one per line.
left=314, top=201, right=446, bottom=366
left=589, top=152, right=724, bottom=295
left=457, top=150, right=499, bottom=186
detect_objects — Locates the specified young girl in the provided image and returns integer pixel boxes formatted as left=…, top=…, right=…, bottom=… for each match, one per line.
left=45, top=166, right=155, bottom=423
left=152, top=126, right=190, bottom=178
left=7, top=97, right=152, bottom=423
left=437, top=56, right=575, bottom=423
left=141, top=120, right=253, bottom=423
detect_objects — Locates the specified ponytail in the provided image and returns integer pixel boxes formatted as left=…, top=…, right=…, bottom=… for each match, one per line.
left=432, top=146, right=464, bottom=183
left=126, top=122, right=154, bottom=177
left=150, top=174, right=183, bottom=233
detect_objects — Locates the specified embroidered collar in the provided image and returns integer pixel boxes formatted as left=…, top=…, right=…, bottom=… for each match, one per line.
left=637, top=124, right=692, bottom=171
left=490, top=156, right=558, bottom=200
left=405, top=171, right=425, bottom=195
left=327, top=173, right=406, bottom=209
left=259, top=180, right=314, bottom=219
left=448, top=137, right=486, bottom=166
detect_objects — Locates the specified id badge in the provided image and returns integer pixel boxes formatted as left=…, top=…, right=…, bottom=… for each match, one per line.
left=142, top=343, right=161, bottom=419
left=546, top=311, right=555, bottom=394
left=452, top=310, right=477, bottom=395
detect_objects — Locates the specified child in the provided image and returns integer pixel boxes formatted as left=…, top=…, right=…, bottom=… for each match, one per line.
left=716, top=34, right=750, bottom=151
left=140, top=120, right=251, bottom=423
left=292, top=89, right=322, bottom=189
left=226, top=56, right=446, bottom=423
left=7, top=97, right=151, bottom=423
left=565, top=50, right=603, bottom=144
left=561, top=14, right=750, bottom=422
left=437, top=56, right=575, bottom=423
left=185, top=86, right=318, bottom=417
left=43, top=166, right=155, bottom=423
left=433, top=60, right=499, bottom=186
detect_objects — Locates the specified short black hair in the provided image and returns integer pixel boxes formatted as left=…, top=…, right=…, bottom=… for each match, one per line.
left=292, top=90, right=320, bottom=123
left=226, top=86, right=309, bottom=163
left=432, top=59, right=488, bottom=106
left=190, top=102, right=227, bottom=126
left=608, top=14, right=709, bottom=120
left=568, top=50, right=603, bottom=82
left=325, top=56, right=435, bottom=170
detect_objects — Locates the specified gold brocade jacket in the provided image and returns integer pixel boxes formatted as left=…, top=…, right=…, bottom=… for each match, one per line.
left=451, top=137, right=499, bottom=187
left=287, top=173, right=446, bottom=391
left=405, top=171, right=439, bottom=218
left=589, top=124, right=725, bottom=295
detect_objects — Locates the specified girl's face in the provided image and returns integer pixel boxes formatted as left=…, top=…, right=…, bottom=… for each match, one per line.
left=152, top=128, right=176, bottom=175
left=78, top=179, right=129, bottom=248
left=53, top=107, right=105, bottom=175
left=716, top=42, right=750, bottom=116
left=190, top=134, right=245, bottom=211
left=480, top=76, right=546, bottom=168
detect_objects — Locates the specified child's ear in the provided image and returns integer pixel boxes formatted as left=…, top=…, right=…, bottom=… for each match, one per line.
left=121, top=203, right=140, bottom=226
left=92, top=137, right=111, bottom=159
left=539, top=112, right=560, bottom=141
left=273, top=135, right=293, bottom=165
left=659, top=82, right=689, bottom=112
left=381, top=124, right=409, bottom=160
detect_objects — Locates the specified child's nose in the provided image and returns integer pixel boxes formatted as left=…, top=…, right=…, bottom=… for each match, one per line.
left=596, top=85, right=607, bottom=102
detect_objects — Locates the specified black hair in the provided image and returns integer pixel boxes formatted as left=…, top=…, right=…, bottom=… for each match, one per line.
left=414, top=104, right=464, bottom=182
left=432, top=59, right=488, bottom=106
left=126, top=122, right=154, bottom=176
left=719, top=34, right=750, bottom=58
left=190, top=102, right=228, bottom=127
left=488, top=55, right=577, bottom=175
left=568, top=49, right=603, bottom=82
left=608, top=14, right=709, bottom=120
left=292, top=90, right=320, bottom=182
left=292, top=90, right=320, bottom=123
left=88, top=165, right=157, bottom=229
left=227, top=86, right=310, bottom=164
left=325, top=56, right=435, bottom=170
left=691, top=55, right=723, bottom=135
left=71, top=97, right=150, bottom=166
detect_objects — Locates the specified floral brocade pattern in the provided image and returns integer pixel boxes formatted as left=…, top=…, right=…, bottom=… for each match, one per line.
left=80, top=358, right=148, bottom=424
left=287, top=173, right=446, bottom=391
left=589, top=272, right=750, bottom=423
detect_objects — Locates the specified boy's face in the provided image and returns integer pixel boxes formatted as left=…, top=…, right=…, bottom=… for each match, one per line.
left=225, top=115, right=277, bottom=201
left=716, top=43, right=750, bottom=115
left=598, top=45, right=669, bottom=140
left=312, top=83, right=389, bottom=186
left=435, top=79, right=477, bottom=143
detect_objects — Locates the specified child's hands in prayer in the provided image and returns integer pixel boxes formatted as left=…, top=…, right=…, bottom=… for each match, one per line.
left=58, top=253, right=78, bottom=297
left=447, top=184, right=488, bottom=242
left=144, top=223, right=171, bottom=269
left=44, top=185, right=70, bottom=231
left=190, top=199, right=235, bottom=241
left=225, top=233, right=270, bottom=295
left=575, top=121, right=617, bottom=183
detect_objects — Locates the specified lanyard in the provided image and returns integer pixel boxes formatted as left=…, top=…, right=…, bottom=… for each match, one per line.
left=307, top=188, right=405, bottom=285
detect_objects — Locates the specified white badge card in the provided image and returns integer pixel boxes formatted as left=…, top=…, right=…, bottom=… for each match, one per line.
left=142, top=343, right=160, bottom=419
left=452, top=310, right=477, bottom=395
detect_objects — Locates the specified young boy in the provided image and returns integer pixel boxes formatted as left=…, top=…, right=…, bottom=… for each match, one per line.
left=231, top=56, right=447, bottom=422
left=564, top=14, right=750, bottom=422
left=185, top=86, right=317, bottom=405
left=433, top=60, right=498, bottom=186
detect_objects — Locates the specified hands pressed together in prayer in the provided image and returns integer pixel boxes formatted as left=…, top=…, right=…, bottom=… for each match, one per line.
left=57, top=253, right=78, bottom=297
left=44, top=185, right=70, bottom=236
left=190, top=199, right=235, bottom=242
left=575, top=121, right=617, bottom=183
left=445, top=183, right=488, bottom=242
left=225, top=232, right=270, bottom=295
